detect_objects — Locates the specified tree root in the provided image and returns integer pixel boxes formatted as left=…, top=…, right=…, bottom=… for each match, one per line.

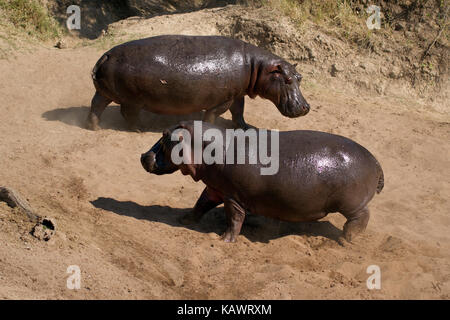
left=0, top=186, right=40, bottom=222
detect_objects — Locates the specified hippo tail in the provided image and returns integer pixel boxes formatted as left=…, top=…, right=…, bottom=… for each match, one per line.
left=91, top=54, right=109, bottom=81
left=375, top=159, right=384, bottom=194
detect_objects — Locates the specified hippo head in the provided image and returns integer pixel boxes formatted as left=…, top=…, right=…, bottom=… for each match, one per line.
left=141, top=122, right=203, bottom=180
left=141, top=133, right=179, bottom=176
left=255, top=61, right=310, bottom=118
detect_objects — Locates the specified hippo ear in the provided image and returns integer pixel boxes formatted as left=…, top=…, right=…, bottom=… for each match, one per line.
left=173, top=128, right=193, bottom=163
left=177, top=121, right=195, bottom=136
left=172, top=127, right=201, bottom=180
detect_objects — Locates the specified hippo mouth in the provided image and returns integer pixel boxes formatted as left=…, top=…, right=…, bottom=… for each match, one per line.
left=275, top=82, right=310, bottom=118
left=279, top=94, right=310, bottom=118
left=141, top=138, right=178, bottom=175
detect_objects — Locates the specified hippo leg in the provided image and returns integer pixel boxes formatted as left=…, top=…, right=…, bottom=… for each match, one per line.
left=221, top=198, right=246, bottom=243
left=342, top=206, right=370, bottom=242
left=179, top=187, right=223, bottom=225
left=120, top=104, right=142, bottom=132
left=229, top=97, right=249, bottom=129
left=203, top=101, right=232, bottom=124
left=86, top=91, right=112, bottom=131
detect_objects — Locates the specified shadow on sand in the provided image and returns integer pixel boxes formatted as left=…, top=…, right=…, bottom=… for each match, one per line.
left=42, top=106, right=235, bottom=133
left=91, top=197, right=343, bottom=243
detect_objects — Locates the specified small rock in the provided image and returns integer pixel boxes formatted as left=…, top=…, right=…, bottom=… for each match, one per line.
left=375, top=83, right=385, bottom=95
left=32, top=217, right=56, bottom=241
left=55, top=39, right=67, bottom=49
left=388, top=66, right=402, bottom=79
left=305, top=46, right=316, bottom=61
left=330, top=63, right=343, bottom=77
left=355, top=79, right=371, bottom=90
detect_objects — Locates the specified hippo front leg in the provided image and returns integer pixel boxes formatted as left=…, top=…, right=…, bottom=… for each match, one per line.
left=229, top=97, right=249, bottom=130
left=179, top=187, right=223, bottom=225
left=221, top=197, right=246, bottom=243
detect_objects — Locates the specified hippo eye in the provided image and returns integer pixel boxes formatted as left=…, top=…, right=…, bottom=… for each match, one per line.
left=295, top=74, right=302, bottom=82
left=270, top=72, right=282, bottom=82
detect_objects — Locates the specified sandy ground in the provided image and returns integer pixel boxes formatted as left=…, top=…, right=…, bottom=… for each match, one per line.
left=0, top=40, right=449, bottom=299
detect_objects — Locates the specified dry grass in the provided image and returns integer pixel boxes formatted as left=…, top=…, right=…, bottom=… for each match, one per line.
left=252, top=0, right=391, bottom=50
left=0, top=0, right=62, bottom=40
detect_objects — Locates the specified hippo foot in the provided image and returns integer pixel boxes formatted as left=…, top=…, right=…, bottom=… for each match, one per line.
left=221, top=231, right=237, bottom=243
left=86, top=115, right=100, bottom=131
left=87, top=123, right=101, bottom=131
left=337, top=236, right=349, bottom=247
left=127, top=126, right=143, bottom=133
left=342, top=206, right=370, bottom=244
left=232, top=119, right=250, bottom=130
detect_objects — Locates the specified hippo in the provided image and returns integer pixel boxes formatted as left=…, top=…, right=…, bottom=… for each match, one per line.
left=87, top=35, right=310, bottom=131
left=140, top=121, right=384, bottom=243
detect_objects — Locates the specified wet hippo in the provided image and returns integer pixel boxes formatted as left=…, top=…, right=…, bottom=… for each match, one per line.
left=87, top=35, right=310, bottom=131
left=140, top=121, right=384, bottom=243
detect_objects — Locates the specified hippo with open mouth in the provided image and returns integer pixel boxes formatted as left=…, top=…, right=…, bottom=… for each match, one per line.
left=141, top=121, right=384, bottom=243
left=87, top=35, right=310, bottom=131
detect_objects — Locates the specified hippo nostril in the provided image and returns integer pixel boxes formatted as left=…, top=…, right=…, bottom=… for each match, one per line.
left=140, top=154, right=148, bottom=171
left=141, top=151, right=159, bottom=173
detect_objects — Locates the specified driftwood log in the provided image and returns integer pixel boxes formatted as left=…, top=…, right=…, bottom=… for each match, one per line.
left=0, top=186, right=40, bottom=222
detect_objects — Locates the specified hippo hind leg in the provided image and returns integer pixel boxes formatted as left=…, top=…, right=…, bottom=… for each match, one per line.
left=342, top=206, right=370, bottom=243
left=120, top=104, right=142, bottom=132
left=222, top=197, right=246, bottom=243
left=86, top=91, right=112, bottom=131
